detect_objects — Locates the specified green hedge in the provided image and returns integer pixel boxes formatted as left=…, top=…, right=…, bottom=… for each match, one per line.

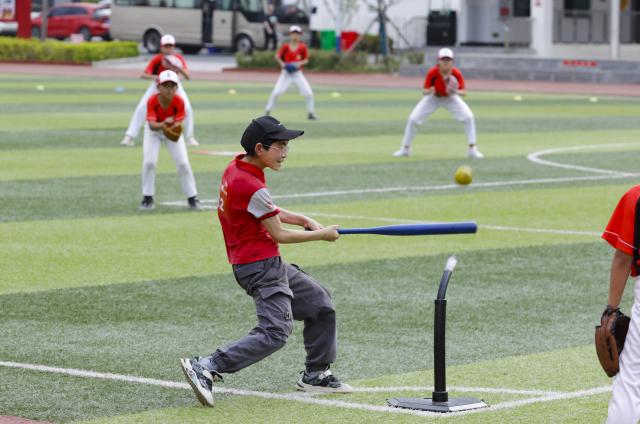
left=0, top=37, right=138, bottom=64
left=236, top=49, right=398, bottom=73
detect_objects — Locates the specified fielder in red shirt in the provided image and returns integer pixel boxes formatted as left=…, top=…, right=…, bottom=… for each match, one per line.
left=139, top=70, right=200, bottom=211
left=120, top=34, right=200, bottom=147
left=602, top=185, right=640, bottom=422
left=265, top=25, right=317, bottom=120
left=179, top=116, right=353, bottom=407
left=393, top=47, right=483, bottom=159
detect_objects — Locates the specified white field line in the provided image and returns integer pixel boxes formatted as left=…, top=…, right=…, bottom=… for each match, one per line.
left=526, top=142, right=640, bottom=176
left=167, top=143, right=638, bottom=209
left=161, top=171, right=639, bottom=209
left=1, top=360, right=593, bottom=418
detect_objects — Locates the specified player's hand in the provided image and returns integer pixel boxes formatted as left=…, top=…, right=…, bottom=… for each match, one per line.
left=303, top=218, right=323, bottom=231
left=164, top=117, right=175, bottom=125
left=320, top=225, right=339, bottom=242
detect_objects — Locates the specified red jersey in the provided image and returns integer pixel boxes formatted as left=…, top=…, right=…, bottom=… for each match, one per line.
left=144, top=53, right=188, bottom=76
left=146, top=93, right=185, bottom=123
left=218, top=155, right=281, bottom=264
left=423, top=66, right=465, bottom=97
left=602, top=185, right=640, bottom=276
left=278, top=42, right=308, bottom=67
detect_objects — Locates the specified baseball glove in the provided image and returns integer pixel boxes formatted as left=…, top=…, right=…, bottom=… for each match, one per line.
left=284, top=63, right=298, bottom=74
left=162, top=122, right=182, bottom=142
left=595, top=306, right=631, bottom=377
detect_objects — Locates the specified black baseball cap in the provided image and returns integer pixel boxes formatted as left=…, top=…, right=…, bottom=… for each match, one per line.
left=240, top=116, right=304, bottom=153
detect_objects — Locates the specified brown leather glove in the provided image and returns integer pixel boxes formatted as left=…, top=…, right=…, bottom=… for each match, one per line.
left=162, top=122, right=182, bottom=142
left=595, top=306, right=631, bottom=377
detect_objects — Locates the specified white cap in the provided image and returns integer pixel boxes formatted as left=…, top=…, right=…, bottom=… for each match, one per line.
left=160, top=34, right=176, bottom=46
left=157, top=70, right=179, bottom=85
left=289, top=25, right=302, bottom=33
left=438, top=47, right=454, bottom=59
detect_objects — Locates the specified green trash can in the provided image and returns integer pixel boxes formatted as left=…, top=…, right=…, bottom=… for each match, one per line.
left=319, top=30, right=336, bottom=50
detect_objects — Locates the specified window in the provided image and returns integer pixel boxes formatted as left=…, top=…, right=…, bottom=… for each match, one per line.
left=512, top=0, right=529, bottom=17
left=216, top=0, right=233, bottom=10
left=564, top=0, right=590, bottom=10
left=174, top=0, right=202, bottom=8
left=68, top=7, right=89, bottom=15
left=238, top=0, right=262, bottom=13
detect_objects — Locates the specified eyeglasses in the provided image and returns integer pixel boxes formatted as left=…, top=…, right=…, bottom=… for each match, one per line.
left=265, top=143, right=289, bottom=154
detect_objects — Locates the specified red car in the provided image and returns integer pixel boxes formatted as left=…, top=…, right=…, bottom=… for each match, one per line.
left=31, top=3, right=110, bottom=41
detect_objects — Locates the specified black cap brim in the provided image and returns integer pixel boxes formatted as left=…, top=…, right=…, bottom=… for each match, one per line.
left=268, top=128, right=304, bottom=141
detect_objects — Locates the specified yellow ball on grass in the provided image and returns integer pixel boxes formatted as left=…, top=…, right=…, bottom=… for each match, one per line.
left=454, top=165, right=473, bottom=185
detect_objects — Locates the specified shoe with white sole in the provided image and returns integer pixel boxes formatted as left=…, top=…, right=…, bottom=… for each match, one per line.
left=468, top=147, right=484, bottom=159
left=180, top=357, right=221, bottom=407
left=120, top=136, right=134, bottom=147
left=393, top=148, right=411, bottom=157
left=139, top=196, right=154, bottom=211
left=296, top=369, right=353, bottom=394
left=187, top=137, right=200, bottom=146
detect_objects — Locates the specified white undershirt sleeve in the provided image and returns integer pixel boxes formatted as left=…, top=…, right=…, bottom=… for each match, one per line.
left=247, top=188, right=279, bottom=219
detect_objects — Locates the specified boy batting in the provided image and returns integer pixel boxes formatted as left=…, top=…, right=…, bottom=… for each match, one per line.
left=180, top=116, right=352, bottom=407
left=394, top=48, right=483, bottom=159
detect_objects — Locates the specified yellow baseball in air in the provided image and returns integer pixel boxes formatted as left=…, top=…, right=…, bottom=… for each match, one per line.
left=331, top=92, right=341, bottom=98
left=454, top=165, right=473, bottom=185
left=228, top=89, right=237, bottom=95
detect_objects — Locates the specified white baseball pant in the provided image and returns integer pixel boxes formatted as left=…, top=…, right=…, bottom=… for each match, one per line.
left=141, top=123, right=197, bottom=198
left=265, top=70, right=314, bottom=114
left=399, top=94, right=476, bottom=149
left=125, top=81, right=195, bottom=140
left=607, top=277, right=640, bottom=424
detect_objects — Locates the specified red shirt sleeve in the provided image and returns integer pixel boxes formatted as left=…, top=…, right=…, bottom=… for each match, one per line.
left=423, top=67, right=439, bottom=89
left=146, top=95, right=159, bottom=122
left=175, top=53, right=188, bottom=71
left=452, top=68, right=465, bottom=90
left=602, top=186, right=640, bottom=276
left=299, top=43, right=308, bottom=61
left=173, top=95, right=186, bottom=122
left=277, top=44, right=288, bottom=62
left=144, top=55, right=163, bottom=75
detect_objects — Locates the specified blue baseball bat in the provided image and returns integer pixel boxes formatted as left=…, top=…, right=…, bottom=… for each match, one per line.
left=337, top=222, right=478, bottom=236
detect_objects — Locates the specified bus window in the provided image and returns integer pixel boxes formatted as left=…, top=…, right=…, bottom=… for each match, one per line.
left=215, top=0, right=233, bottom=11
left=174, top=0, right=202, bottom=8
left=237, top=0, right=262, bottom=22
left=238, top=0, right=262, bottom=13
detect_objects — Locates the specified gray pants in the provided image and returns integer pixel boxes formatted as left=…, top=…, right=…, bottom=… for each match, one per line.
left=201, top=256, right=337, bottom=374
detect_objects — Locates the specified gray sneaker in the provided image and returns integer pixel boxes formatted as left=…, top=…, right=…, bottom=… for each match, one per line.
left=296, top=369, right=353, bottom=393
left=180, top=358, right=221, bottom=407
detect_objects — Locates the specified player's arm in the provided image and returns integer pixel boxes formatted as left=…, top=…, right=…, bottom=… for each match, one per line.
left=141, top=72, right=155, bottom=80
left=262, top=214, right=339, bottom=243
left=423, top=87, right=435, bottom=96
left=453, top=69, right=466, bottom=96
left=607, top=249, right=633, bottom=309
left=275, top=53, right=285, bottom=67
left=279, top=208, right=322, bottom=230
left=148, top=120, right=164, bottom=131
